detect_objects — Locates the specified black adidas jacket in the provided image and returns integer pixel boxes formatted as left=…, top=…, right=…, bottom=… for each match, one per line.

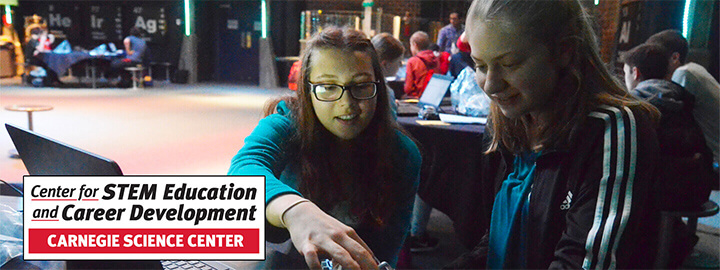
left=447, top=105, right=661, bottom=269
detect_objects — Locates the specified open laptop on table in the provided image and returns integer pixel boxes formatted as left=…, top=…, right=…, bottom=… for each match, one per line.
left=397, top=73, right=454, bottom=116
left=5, top=123, right=252, bottom=270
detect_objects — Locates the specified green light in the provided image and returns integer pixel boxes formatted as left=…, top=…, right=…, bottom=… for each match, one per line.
left=682, top=0, right=691, bottom=38
left=594, top=0, right=599, bottom=5
left=4, top=5, right=11, bottom=25
left=261, top=0, right=267, bottom=39
left=184, top=0, right=191, bottom=36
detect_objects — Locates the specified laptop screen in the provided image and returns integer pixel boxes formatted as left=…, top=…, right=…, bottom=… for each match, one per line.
left=5, top=125, right=168, bottom=269
left=5, top=124, right=123, bottom=176
left=418, top=73, right=454, bottom=108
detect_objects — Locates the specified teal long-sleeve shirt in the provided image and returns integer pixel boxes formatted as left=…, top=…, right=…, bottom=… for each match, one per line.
left=227, top=101, right=421, bottom=266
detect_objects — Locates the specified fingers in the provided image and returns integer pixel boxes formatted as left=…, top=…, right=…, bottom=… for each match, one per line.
left=317, top=242, right=359, bottom=269
left=298, top=228, right=377, bottom=269
left=307, top=240, right=372, bottom=270
left=285, top=204, right=378, bottom=269
left=339, top=230, right=377, bottom=269
left=325, top=230, right=377, bottom=269
left=302, top=247, right=322, bottom=270
left=345, top=229, right=373, bottom=257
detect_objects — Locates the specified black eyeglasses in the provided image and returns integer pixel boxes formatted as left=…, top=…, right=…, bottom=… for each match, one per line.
left=307, top=81, right=379, bottom=102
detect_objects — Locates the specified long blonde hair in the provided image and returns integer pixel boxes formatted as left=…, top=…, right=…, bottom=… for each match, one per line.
left=467, top=0, right=659, bottom=153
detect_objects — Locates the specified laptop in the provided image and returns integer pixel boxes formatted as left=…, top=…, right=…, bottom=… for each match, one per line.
left=6, top=124, right=123, bottom=176
left=397, top=73, right=454, bottom=116
left=5, top=123, right=253, bottom=270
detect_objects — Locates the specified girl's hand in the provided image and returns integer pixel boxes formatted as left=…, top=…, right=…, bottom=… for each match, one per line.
left=282, top=200, right=378, bottom=270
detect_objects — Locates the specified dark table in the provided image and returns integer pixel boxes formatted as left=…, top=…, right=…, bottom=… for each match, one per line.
left=40, top=52, right=121, bottom=88
left=41, top=51, right=92, bottom=77
left=397, top=116, right=495, bottom=248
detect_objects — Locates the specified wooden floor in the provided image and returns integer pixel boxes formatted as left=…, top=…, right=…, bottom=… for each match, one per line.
left=1, top=78, right=286, bottom=183
left=1, top=77, right=717, bottom=269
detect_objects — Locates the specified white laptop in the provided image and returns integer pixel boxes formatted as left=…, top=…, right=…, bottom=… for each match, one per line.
left=397, top=73, right=454, bottom=116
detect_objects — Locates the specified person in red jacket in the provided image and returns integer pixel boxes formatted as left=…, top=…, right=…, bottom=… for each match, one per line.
left=429, top=43, right=450, bottom=76
left=287, top=60, right=301, bottom=91
left=403, top=31, right=442, bottom=98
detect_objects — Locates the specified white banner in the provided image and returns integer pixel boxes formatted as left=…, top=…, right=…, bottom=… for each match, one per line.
left=23, top=176, right=265, bottom=261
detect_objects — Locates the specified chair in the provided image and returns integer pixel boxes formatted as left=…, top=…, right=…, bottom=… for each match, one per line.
left=655, top=200, right=719, bottom=268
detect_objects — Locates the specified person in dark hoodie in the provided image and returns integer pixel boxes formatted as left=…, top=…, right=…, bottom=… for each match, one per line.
left=448, top=32, right=473, bottom=78
left=404, top=31, right=441, bottom=98
left=622, top=43, right=715, bottom=211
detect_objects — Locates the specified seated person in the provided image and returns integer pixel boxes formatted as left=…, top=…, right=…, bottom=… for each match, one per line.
left=228, top=27, right=421, bottom=269
left=23, top=27, right=62, bottom=85
left=447, top=0, right=663, bottom=268
left=403, top=31, right=441, bottom=98
left=287, top=60, right=301, bottom=91
left=371, top=32, right=405, bottom=116
left=646, top=29, right=720, bottom=166
left=429, top=43, right=450, bottom=76
left=111, top=27, right=147, bottom=87
left=38, top=28, right=54, bottom=52
left=448, top=32, right=473, bottom=78
left=621, top=43, right=715, bottom=212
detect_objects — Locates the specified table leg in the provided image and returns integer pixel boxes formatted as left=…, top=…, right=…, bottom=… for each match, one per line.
left=132, top=71, right=139, bottom=89
left=27, top=111, right=34, bottom=131
left=84, top=65, right=90, bottom=83
left=91, top=60, right=97, bottom=89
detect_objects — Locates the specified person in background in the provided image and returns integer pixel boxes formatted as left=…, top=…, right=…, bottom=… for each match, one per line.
left=228, top=27, right=421, bottom=269
left=402, top=11, right=414, bottom=58
left=37, top=27, right=54, bottom=52
left=436, top=12, right=464, bottom=54
left=371, top=33, right=405, bottom=116
left=646, top=29, right=720, bottom=166
left=404, top=31, right=440, bottom=98
left=287, top=60, right=302, bottom=91
left=111, top=27, right=147, bottom=88
left=429, top=43, right=451, bottom=76
left=446, top=0, right=662, bottom=268
left=621, top=43, right=715, bottom=213
left=23, top=26, right=62, bottom=86
left=448, top=32, right=474, bottom=78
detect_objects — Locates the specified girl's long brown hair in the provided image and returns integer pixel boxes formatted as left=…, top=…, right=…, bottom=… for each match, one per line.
left=467, top=0, right=659, bottom=154
left=263, top=27, right=408, bottom=226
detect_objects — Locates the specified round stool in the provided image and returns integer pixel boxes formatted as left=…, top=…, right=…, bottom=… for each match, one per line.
left=124, top=66, right=145, bottom=90
left=656, top=200, right=720, bottom=268
left=4, top=104, right=54, bottom=158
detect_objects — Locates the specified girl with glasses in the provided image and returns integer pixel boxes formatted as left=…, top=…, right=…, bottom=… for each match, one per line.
left=446, top=0, right=663, bottom=268
left=229, top=27, right=420, bottom=269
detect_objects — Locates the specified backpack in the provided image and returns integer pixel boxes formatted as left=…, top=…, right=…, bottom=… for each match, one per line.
left=651, top=88, right=716, bottom=211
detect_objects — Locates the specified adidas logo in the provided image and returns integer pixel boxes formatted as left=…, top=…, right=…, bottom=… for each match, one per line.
left=560, top=191, right=573, bottom=210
